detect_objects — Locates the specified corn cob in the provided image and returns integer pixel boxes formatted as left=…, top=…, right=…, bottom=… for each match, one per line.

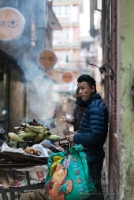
left=22, top=137, right=34, bottom=141
left=23, top=127, right=31, bottom=132
left=14, top=126, right=21, bottom=130
left=33, top=119, right=43, bottom=126
left=44, top=134, right=60, bottom=141
left=34, top=132, right=46, bottom=142
left=22, top=123, right=45, bottom=134
left=8, top=132, right=24, bottom=142
left=18, top=131, right=37, bottom=138
left=44, top=131, right=52, bottom=135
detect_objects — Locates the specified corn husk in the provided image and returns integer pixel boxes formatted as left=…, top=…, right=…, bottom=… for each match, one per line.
left=34, top=132, right=46, bottom=142
left=8, top=132, right=24, bottom=142
left=18, top=131, right=37, bottom=138
left=45, top=134, right=60, bottom=141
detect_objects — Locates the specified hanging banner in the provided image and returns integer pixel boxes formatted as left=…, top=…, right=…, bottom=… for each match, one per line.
left=38, top=49, right=57, bottom=69
left=0, top=7, right=25, bottom=41
left=62, top=71, right=73, bottom=83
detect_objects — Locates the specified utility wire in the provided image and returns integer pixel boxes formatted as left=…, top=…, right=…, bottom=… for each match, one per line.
left=90, top=63, right=116, bottom=102
left=89, top=63, right=115, bottom=81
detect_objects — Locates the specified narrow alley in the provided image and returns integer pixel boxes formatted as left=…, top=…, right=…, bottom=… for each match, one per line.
left=0, top=0, right=134, bottom=200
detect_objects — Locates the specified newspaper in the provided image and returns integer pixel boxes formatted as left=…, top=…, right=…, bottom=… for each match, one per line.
left=40, top=139, right=64, bottom=152
left=1, top=142, right=52, bottom=158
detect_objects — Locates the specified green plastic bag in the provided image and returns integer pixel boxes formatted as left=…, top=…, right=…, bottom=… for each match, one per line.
left=44, top=144, right=96, bottom=200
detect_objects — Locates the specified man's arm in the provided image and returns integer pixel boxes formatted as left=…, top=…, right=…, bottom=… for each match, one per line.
left=73, top=106, right=106, bottom=147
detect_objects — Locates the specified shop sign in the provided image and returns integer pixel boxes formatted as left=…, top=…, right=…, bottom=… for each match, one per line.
left=62, top=71, right=73, bottom=83
left=38, top=49, right=57, bottom=69
left=0, top=7, right=25, bottom=41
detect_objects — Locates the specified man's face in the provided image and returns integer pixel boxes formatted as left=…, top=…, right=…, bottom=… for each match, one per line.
left=78, top=81, right=95, bottom=101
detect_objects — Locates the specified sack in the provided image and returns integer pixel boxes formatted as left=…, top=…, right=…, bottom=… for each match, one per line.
left=44, top=144, right=96, bottom=200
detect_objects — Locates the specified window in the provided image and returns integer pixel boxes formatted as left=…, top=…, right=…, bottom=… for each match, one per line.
left=53, top=6, right=62, bottom=15
left=62, top=29, right=70, bottom=41
left=58, top=6, right=62, bottom=15
left=53, top=29, right=71, bottom=45
left=53, top=6, right=70, bottom=16
left=65, top=6, right=70, bottom=15
left=71, top=6, right=78, bottom=22
left=97, top=0, right=102, bottom=11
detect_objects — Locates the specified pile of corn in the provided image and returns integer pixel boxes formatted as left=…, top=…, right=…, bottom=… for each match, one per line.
left=8, top=119, right=60, bottom=143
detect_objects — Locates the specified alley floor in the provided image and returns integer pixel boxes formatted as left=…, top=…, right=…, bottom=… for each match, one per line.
left=102, top=164, right=109, bottom=200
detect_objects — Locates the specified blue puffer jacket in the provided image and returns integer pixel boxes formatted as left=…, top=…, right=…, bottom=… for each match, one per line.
left=73, top=93, right=109, bottom=163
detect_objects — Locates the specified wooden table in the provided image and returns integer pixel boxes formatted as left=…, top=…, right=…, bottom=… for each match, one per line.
left=0, top=152, right=47, bottom=200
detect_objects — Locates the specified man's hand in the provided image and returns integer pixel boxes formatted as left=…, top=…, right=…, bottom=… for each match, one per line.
left=66, top=133, right=74, bottom=143
left=66, top=119, right=73, bottom=124
left=60, top=116, right=73, bottom=124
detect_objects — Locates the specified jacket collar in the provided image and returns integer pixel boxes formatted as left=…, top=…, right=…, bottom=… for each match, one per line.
left=84, top=93, right=102, bottom=106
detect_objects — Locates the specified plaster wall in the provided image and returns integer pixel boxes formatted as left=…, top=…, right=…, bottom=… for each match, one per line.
left=117, top=0, right=134, bottom=199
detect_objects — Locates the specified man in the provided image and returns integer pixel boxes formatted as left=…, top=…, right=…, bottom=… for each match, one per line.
left=67, top=74, right=109, bottom=200
left=63, top=88, right=86, bottom=131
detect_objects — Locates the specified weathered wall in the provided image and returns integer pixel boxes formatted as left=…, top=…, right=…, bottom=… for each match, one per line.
left=117, top=0, right=134, bottom=199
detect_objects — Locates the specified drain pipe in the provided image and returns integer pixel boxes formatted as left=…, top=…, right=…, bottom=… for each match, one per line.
left=36, top=0, right=47, bottom=52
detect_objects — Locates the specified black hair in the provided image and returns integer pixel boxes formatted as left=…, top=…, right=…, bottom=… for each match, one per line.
left=76, top=97, right=86, bottom=107
left=77, top=74, right=96, bottom=92
left=76, top=87, right=79, bottom=95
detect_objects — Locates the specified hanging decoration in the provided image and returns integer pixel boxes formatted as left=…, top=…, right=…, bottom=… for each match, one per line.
left=38, top=49, right=57, bottom=69
left=62, top=71, right=73, bottom=83
left=0, top=7, right=25, bottom=41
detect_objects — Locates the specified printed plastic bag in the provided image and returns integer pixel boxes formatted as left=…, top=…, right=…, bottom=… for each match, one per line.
left=44, top=144, right=96, bottom=200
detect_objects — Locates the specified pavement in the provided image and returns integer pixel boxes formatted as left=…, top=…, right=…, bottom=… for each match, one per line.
left=102, top=164, right=109, bottom=200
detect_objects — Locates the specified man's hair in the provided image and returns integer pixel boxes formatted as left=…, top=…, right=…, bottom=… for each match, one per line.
left=76, top=87, right=79, bottom=95
left=77, top=74, right=96, bottom=91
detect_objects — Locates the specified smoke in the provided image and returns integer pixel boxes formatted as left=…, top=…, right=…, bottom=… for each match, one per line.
left=0, top=2, right=59, bottom=128
left=15, top=46, right=56, bottom=128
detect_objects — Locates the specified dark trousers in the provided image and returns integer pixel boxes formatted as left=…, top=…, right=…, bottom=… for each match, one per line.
left=84, top=160, right=104, bottom=200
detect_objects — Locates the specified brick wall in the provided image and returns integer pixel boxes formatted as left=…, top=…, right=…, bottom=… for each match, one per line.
left=102, top=0, right=118, bottom=199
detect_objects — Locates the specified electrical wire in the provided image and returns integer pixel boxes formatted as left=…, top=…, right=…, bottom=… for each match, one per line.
left=89, top=63, right=116, bottom=80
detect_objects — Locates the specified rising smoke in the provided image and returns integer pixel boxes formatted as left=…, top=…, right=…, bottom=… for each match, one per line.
left=0, top=2, right=58, bottom=129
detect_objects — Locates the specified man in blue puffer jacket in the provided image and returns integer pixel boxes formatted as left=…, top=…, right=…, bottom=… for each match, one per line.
left=67, top=74, right=109, bottom=200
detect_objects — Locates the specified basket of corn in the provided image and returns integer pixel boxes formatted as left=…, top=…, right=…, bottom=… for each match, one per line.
left=8, top=119, right=60, bottom=148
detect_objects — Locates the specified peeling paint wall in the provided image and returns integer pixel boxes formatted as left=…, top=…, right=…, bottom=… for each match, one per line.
left=117, top=0, right=134, bottom=199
